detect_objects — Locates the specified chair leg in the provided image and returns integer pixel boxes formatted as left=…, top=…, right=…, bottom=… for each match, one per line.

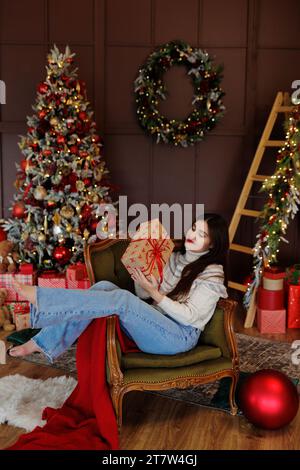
left=229, top=372, right=239, bottom=416
left=110, top=384, right=123, bottom=432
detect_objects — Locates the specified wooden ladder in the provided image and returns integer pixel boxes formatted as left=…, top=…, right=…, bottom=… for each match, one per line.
left=228, top=91, right=294, bottom=328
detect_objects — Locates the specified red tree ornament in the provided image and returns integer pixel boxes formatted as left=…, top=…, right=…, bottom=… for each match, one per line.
left=12, top=201, right=26, bottom=219
left=37, top=82, right=49, bottom=94
left=239, top=369, right=299, bottom=430
left=53, top=246, right=71, bottom=265
left=56, top=135, right=65, bottom=145
left=38, top=110, right=47, bottom=119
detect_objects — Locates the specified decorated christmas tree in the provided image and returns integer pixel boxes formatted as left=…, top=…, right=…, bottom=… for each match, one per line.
left=3, top=45, right=118, bottom=272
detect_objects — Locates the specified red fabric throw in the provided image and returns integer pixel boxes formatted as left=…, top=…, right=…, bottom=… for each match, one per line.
left=5, top=317, right=140, bottom=450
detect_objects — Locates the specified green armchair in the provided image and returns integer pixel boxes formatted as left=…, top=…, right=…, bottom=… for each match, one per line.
left=84, top=238, right=240, bottom=430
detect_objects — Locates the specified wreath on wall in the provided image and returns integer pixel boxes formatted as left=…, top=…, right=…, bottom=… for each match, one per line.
left=134, top=40, right=225, bottom=147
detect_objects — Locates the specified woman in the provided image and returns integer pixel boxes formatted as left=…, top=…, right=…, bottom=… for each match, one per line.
left=7, top=213, right=229, bottom=361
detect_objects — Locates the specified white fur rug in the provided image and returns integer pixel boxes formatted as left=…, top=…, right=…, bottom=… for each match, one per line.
left=0, top=374, right=77, bottom=431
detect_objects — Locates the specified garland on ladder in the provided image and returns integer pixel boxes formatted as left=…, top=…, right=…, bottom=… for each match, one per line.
left=243, top=105, right=300, bottom=308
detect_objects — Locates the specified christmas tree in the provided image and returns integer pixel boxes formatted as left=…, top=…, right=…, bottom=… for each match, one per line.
left=3, top=45, right=118, bottom=272
left=244, top=105, right=300, bottom=308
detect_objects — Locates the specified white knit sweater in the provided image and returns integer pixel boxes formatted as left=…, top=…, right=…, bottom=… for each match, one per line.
left=134, top=249, right=228, bottom=330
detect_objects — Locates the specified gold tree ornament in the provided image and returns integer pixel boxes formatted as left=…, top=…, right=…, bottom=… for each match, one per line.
left=61, top=205, right=74, bottom=219
left=34, top=185, right=47, bottom=200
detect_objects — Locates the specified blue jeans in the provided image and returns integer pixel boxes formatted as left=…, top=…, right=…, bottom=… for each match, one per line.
left=30, top=281, right=201, bottom=363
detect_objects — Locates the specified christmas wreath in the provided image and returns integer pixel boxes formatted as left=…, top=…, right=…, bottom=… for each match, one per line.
left=134, top=40, right=225, bottom=147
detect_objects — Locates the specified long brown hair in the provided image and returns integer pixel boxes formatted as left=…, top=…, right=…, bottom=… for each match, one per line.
left=167, top=213, right=229, bottom=301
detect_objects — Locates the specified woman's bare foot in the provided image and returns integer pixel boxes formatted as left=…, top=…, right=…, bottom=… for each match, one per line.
left=13, top=280, right=37, bottom=306
left=8, top=339, right=42, bottom=357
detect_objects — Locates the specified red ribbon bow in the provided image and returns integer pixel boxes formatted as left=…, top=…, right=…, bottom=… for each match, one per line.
left=133, top=238, right=169, bottom=287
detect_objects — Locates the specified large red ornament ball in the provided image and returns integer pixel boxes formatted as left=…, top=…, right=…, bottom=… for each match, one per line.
left=53, top=246, right=71, bottom=265
left=238, top=369, right=299, bottom=430
left=12, top=201, right=26, bottom=219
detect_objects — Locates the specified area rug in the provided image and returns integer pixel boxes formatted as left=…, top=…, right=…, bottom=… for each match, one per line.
left=20, top=332, right=300, bottom=415
left=0, top=374, right=77, bottom=431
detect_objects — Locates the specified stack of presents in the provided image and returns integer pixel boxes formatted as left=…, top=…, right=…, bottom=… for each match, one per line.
left=256, top=264, right=300, bottom=333
left=0, top=262, right=91, bottom=333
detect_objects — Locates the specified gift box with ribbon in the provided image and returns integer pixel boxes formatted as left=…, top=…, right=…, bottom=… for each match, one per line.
left=121, top=219, right=174, bottom=287
left=0, top=269, right=37, bottom=301
left=263, top=266, right=285, bottom=291
left=5, top=301, right=30, bottom=325
left=66, top=262, right=88, bottom=281
left=287, top=284, right=300, bottom=329
left=38, top=270, right=67, bottom=288
left=257, top=286, right=285, bottom=310
left=66, top=278, right=91, bottom=289
left=18, top=263, right=35, bottom=275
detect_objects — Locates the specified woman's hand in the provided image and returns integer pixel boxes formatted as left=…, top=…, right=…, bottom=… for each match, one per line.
left=130, top=267, right=157, bottom=293
left=131, top=267, right=165, bottom=304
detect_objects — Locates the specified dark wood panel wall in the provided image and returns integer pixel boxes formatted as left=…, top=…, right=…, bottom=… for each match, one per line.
left=0, top=0, right=300, bottom=274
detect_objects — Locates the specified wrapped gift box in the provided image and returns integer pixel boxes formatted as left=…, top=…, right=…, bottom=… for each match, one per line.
left=13, top=302, right=31, bottom=331
left=0, top=273, right=18, bottom=301
left=0, top=270, right=37, bottom=301
left=263, top=266, right=285, bottom=291
left=66, top=262, right=88, bottom=281
left=257, top=286, right=285, bottom=310
left=66, top=278, right=91, bottom=289
left=4, top=301, right=30, bottom=324
left=15, top=312, right=31, bottom=331
left=38, top=270, right=67, bottom=288
left=121, top=219, right=174, bottom=286
left=256, top=308, right=286, bottom=334
left=287, top=284, right=300, bottom=329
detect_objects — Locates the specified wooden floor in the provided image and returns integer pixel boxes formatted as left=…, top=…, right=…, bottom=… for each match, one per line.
left=1, top=302, right=300, bottom=450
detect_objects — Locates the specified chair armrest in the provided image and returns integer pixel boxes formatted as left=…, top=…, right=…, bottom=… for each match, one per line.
left=218, top=298, right=239, bottom=370
left=106, top=315, right=124, bottom=385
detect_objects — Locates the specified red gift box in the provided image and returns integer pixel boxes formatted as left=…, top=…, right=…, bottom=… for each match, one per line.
left=66, top=262, right=88, bottom=281
left=4, top=301, right=30, bottom=324
left=19, top=263, right=34, bottom=274
left=14, top=270, right=38, bottom=301
left=38, top=271, right=67, bottom=288
left=257, top=286, right=285, bottom=310
left=263, top=266, right=285, bottom=280
left=256, top=308, right=286, bottom=334
left=287, top=285, right=300, bottom=328
left=0, top=273, right=19, bottom=300
left=67, top=278, right=91, bottom=289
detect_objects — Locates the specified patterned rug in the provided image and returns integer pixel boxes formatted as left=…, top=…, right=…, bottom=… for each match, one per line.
left=21, top=332, right=300, bottom=414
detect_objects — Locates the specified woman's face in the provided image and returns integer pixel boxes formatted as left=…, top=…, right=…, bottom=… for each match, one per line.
left=184, top=219, right=212, bottom=252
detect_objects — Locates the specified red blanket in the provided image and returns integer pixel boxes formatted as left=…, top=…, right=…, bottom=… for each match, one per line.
left=5, top=317, right=140, bottom=450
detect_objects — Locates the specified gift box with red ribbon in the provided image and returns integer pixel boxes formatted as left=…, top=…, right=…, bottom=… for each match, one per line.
left=121, top=219, right=174, bottom=287
left=4, top=301, right=30, bottom=325
left=66, top=277, right=91, bottom=289
left=66, top=262, right=88, bottom=281
left=287, top=284, right=300, bottom=329
left=0, top=269, right=37, bottom=301
left=263, top=266, right=285, bottom=291
left=38, top=270, right=67, bottom=288
left=18, top=263, right=35, bottom=275
left=257, top=286, right=285, bottom=310
left=256, top=307, right=286, bottom=334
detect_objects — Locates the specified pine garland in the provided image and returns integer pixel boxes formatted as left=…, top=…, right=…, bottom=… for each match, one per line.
left=244, top=106, right=300, bottom=308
